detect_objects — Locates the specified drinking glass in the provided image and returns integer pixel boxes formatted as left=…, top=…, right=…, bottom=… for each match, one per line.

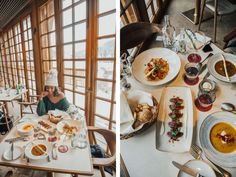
left=71, top=119, right=87, bottom=149
left=195, top=79, right=216, bottom=112
left=184, top=62, right=201, bottom=85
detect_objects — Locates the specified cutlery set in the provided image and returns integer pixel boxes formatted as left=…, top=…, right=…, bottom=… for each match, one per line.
left=173, top=144, right=231, bottom=177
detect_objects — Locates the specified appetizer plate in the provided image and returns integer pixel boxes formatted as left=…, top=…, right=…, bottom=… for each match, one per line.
left=178, top=160, right=216, bottom=177
left=199, top=111, right=236, bottom=167
left=25, top=140, right=52, bottom=160
left=3, top=146, right=22, bottom=161
left=132, top=48, right=181, bottom=86
left=57, top=119, right=80, bottom=135
left=156, top=86, right=193, bottom=153
left=207, top=53, right=236, bottom=83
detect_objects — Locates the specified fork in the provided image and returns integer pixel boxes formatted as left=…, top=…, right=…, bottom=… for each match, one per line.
left=190, top=144, right=231, bottom=177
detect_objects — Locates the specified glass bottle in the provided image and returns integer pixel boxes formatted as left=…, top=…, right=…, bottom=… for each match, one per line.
left=178, top=28, right=187, bottom=53
left=162, top=15, right=176, bottom=49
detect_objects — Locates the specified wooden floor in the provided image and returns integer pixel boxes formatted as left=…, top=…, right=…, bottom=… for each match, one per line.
left=165, top=0, right=236, bottom=49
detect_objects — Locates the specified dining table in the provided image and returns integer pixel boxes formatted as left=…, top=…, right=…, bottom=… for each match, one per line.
left=120, top=38, right=236, bottom=177
left=0, top=113, right=93, bottom=176
left=0, top=87, right=28, bottom=118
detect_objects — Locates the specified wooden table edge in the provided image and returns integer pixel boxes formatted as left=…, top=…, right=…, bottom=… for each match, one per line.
left=0, top=161, right=94, bottom=176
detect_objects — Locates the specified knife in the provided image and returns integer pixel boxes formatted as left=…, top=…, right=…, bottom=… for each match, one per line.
left=172, top=161, right=204, bottom=177
left=5, top=136, right=28, bottom=143
left=11, top=142, right=14, bottom=160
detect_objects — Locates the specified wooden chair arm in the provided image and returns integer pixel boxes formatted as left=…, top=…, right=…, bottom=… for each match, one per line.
left=87, top=126, right=116, bottom=166
left=18, top=101, right=38, bottom=106
left=29, top=95, right=40, bottom=98
left=92, top=155, right=116, bottom=166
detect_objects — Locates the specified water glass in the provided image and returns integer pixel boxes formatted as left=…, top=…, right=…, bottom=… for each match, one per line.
left=196, top=79, right=216, bottom=111
left=184, top=63, right=201, bottom=80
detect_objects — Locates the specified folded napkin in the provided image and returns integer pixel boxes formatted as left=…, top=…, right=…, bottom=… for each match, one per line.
left=48, top=109, right=69, bottom=117
left=120, top=90, right=153, bottom=135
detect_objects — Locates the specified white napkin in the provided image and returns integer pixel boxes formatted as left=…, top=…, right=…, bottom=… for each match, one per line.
left=48, top=109, right=69, bottom=117
left=120, top=92, right=133, bottom=124
left=120, top=90, right=153, bottom=135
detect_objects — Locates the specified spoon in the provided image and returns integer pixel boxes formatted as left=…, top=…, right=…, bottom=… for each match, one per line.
left=221, top=103, right=236, bottom=114
left=198, top=53, right=213, bottom=68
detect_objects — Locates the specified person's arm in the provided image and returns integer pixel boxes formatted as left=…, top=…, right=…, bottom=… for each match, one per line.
left=37, top=99, right=47, bottom=116
left=61, top=97, right=70, bottom=112
left=37, top=91, right=49, bottom=116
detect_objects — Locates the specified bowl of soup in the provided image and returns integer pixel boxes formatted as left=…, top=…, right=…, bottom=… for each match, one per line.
left=16, top=121, right=36, bottom=136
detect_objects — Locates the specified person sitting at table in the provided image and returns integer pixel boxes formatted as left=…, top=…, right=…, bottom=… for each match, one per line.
left=37, top=69, right=70, bottom=116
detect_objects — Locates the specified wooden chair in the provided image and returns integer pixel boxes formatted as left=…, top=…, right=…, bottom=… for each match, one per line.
left=198, top=0, right=236, bottom=42
left=88, top=126, right=116, bottom=177
left=223, top=28, right=236, bottom=47
left=18, top=95, right=40, bottom=118
left=120, top=22, right=161, bottom=51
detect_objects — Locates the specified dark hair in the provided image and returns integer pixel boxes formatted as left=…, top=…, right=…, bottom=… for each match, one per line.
left=44, top=86, right=59, bottom=97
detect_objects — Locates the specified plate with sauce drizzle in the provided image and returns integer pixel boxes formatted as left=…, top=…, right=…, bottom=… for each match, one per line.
left=207, top=53, right=236, bottom=83
left=199, top=111, right=236, bottom=167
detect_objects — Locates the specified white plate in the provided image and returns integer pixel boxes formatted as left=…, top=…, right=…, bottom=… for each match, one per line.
left=132, top=48, right=181, bottom=86
left=57, top=119, right=80, bottom=135
left=178, top=160, right=216, bottom=177
left=199, top=111, right=236, bottom=167
left=25, top=140, right=52, bottom=160
left=16, top=121, right=37, bottom=136
left=156, top=87, right=193, bottom=153
left=207, top=53, right=236, bottom=83
left=3, top=146, right=22, bottom=161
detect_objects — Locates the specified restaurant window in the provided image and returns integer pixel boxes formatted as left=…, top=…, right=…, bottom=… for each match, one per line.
left=61, top=0, right=87, bottom=115
left=22, top=15, right=37, bottom=96
left=39, top=0, right=57, bottom=82
left=0, top=37, right=7, bottom=85
left=94, top=0, right=116, bottom=131
left=13, top=23, right=26, bottom=86
left=8, top=29, right=18, bottom=86
left=3, top=33, right=14, bottom=87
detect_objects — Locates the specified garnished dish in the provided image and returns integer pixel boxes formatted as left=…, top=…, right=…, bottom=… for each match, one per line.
left=31, top=144, right=47, bottom=156
left=63, top=123, right=78, bottom=135
left=145, top=58, right=169, bottom=81
left=48, top=114, right=62, bottom=124
left=38, top=120, right=51, bottom=129
left=132, top=103, right=154, bottom=129
left=167, top=97, right=184, bottom=142
left=210, top=122, right=236, bottom=153
left=215, top=60, right=236, bottom=77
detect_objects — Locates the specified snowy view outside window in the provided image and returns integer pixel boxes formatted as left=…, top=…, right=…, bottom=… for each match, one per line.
left=61, top=0, right=116, bottom=132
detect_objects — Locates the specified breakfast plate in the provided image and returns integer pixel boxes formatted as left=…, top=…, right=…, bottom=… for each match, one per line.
left=3, top=146, right=23, bottom=161
left=57, top=119, right=80, bottom=135
left=178, top=160, right=216, bottom=177
left=199, top=111, right=236, bottom=167
left=25, top=140, right=52, bottom=160
left=132, top=48, right=181, bottom=86
left=156, top=86, right=193, bottom=153
left=207, top=53, right=236, bottom=83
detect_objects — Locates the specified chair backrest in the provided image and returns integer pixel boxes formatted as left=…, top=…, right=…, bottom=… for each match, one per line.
left=88, top=126, right=116, bottom=156
left=120, top=22, right=161, bottom=51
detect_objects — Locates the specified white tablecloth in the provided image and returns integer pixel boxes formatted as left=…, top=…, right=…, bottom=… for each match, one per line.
left=121, top=43, right=236, bottom=177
